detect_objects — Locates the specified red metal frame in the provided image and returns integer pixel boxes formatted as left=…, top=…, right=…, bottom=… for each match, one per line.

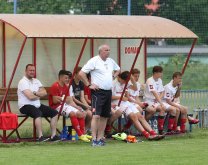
left=181, top=38, right=197, bottom=74
left=2, top=23, right=6, bottom=115
left=62, top=38, right=66, bottom=127
left=144, top=38, right=148, bottom=81
left=58, top=38, right=88, bottom=119
left=0, top=20, right=26, bottom=37
left=0, top=37, right=27, bottom=112
left=118, top=39, right=145, bottom=106
left=90, top=38, right=94, bottom=57
left=0, top=36, right=27, bottom=142
left=62, top=38, right=66, bottom=69
left=117, top=38, right=121, bottom=66
left=2, top=22, right=6, bottom=87
left=32, top=37, right=37, bottom=139
left=33, top=38, right=37, bottom=77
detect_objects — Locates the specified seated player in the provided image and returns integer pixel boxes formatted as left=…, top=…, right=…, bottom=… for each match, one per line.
left=127, top=68, right=149, bottom=113
left=49, top=69, right=91, bottom=142
left=107, top=71, right=164, bottom=140
left=71, top=66, right=92, bottom=131
left=84, top=73, right=91, bottom=106
left=164, top=72, right=199, bottom=133
left=144, top=66, right=177, bottom=134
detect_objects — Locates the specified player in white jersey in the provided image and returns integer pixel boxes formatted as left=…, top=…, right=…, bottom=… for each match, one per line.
left=127, top=68, right=149, bottom=113
left=110, top=71, right=164, bottom=140
left=164, top=72, right=199, bottom=133
left=144, top=66, right=176, bottom=135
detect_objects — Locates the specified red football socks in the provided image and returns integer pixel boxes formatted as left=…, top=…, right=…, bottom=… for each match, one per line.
left=158, top=116, right=165, bottom=132
left=105, top=124, right=112, bottom=133
left=149, top=130, right=157, bottom=136
left=70, top=116, right=82, bottom=136
left=180, top=118, right=187, bottom=133
left=124, top=120, right=132, bottom=129
left=77, top=117, right=85, bottom=134
left=142, top=130, right=150, bottom=139
left=168, top=115, right=176, bottom=131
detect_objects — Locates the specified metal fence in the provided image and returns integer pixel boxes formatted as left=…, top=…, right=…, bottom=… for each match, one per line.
left=180, top=90, right=208, bottom=113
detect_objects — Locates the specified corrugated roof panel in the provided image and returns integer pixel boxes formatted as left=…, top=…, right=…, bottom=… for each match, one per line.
left=0, top=14, right=198, bottom=38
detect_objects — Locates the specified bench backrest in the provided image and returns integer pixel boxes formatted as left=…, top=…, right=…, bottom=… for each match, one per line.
left=0, top=87, right=50, bottom=102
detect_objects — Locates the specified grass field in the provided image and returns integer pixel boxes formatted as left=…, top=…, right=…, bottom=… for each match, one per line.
left=0, top=128, right=208, bottom=165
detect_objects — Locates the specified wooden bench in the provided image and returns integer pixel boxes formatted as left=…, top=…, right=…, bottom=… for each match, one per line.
left=0, top=87, right=64, bottom=142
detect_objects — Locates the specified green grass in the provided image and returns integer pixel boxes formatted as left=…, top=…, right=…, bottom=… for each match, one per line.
left=1, top=128, right=208, bottom=165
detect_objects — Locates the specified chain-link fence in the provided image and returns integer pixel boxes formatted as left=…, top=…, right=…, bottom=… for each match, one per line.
left=1, top=0, right=207, bottom=45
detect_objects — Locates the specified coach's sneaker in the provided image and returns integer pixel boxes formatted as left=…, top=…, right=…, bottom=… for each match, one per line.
left=85, top=134, right=92, bottom=140
left=79, top=135, right=90, bottom=142
left=37, top=136, right=50, bottom=142
left=97, top=139, right=105, bottom=146
left=91, top=140, right=98, bottom=147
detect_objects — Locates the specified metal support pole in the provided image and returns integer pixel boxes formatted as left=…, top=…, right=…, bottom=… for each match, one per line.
left=90, top=39, right=94, bottom=58
left=127, top=0, right=131, bottom=15
left=2, top=23, right=6, bottom=88
left=14, top=0, right=17, bottom=14
left=58, top=38, right=88, bottom=119
left=0, top=37, right=27, bottom=112
left=62, top=38, right=66, bottom=69
left=33, top=38, right=37, bottom=77
left=117, top=38, right=121, bottom=67
left=62, top=38, right=66, bottom=128
left=144, top=38, right=147, bottom=81
left=181, top=38, right=197, bottom=75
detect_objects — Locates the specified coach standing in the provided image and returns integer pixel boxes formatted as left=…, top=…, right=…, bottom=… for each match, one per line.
left=79, top=44, right=120, bottom=146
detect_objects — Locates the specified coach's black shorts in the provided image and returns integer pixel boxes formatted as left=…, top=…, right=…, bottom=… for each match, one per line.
left=20, top=104, right=58, bottom=119
left=91, top=89, right=112, bottom=118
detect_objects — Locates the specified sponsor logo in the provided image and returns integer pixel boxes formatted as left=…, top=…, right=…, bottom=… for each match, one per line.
left=124, top=47, right=140, bottom=54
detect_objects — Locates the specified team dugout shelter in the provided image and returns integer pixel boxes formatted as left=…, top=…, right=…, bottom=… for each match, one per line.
left=0, top=14, right=198, bottom=141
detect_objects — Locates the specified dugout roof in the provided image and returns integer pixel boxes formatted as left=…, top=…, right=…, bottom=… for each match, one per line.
left=0, top=14, right=198, bottom=39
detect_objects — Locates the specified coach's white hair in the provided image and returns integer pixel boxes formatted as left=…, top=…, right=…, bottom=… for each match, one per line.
left=98, top=44, right=108, bottom=53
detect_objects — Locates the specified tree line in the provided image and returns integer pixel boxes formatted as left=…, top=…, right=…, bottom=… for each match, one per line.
left=0, top=0, right=207, bottom=44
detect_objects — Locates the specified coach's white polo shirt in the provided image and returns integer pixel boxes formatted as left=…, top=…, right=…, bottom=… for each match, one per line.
left=144, top=76, right=164, bottom=101
left=82, top=55, right=120, bottom=90
left=18, top=76, right=42, bottom=109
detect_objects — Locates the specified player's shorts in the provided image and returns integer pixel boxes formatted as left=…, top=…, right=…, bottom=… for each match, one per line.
left=120, top=101, right=139, bottom=116
left=145, top=99, right=160, bottom=109
left=162, top=102, right=171, bottom=110
left=145, top=99, right=172, bottom=111
left=56, top=103, right=79, bottom=117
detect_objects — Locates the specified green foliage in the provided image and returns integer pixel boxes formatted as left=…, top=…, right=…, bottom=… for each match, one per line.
left=147, top=54, right=208, bottom=90
left=0, top=0, right=208, bottom=44
left=18, top=0, right=73, bottom=14
left=0, top=0, right=13, bottom=13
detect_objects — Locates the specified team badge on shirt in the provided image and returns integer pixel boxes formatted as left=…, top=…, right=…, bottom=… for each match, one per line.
left=149, top=85, right=153, bottom=89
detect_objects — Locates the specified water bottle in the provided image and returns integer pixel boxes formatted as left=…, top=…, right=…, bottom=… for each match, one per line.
left=60, top=126, right=68, bottom=140
left=71, top=129, right=77, bottom=141
left=153, top=117, right=158, bottom=134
